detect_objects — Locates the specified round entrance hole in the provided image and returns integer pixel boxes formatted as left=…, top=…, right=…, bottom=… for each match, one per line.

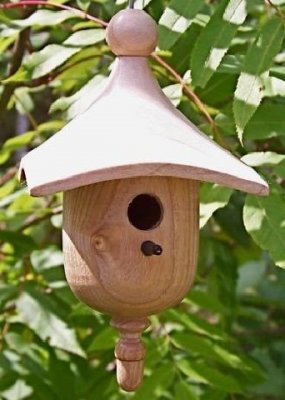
left=127, top=194, right=163, bottom=231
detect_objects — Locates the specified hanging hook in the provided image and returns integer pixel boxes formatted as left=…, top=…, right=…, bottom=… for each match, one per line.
left=129, top=0, right=136, bottom=8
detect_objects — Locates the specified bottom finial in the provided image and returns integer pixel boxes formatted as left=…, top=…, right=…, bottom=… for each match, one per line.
left=111, top=317, right=150, bottom=391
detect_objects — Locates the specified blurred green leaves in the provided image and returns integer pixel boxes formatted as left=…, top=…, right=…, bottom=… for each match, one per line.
left=244, top=193, right=285, bottom=268
left=159, top=0, right=204, bottom=49
left=16, top=290, right=86, bottom=357
left=191, top=0, right=247, bottom=87
left=233, top=18, right=284, bottom=140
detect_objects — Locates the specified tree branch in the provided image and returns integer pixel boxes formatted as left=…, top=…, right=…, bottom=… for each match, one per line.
left=0, top=1, right=108, bottom=26
left=13, top=92, right=38, bottom=129
left=0, top=23, right=31, bottom=114
left=151, top=53, right=215, bottom=128
left=236, top=326, right=285, bottom=337
left=0, top=165, right=18, bottom=185
left=18, top=205, right=62, bottom=232
left=266, top=0, right=285, bottom=19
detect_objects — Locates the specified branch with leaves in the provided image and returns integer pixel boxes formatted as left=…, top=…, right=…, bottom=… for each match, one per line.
left=0, top=0, right=216, bottom=131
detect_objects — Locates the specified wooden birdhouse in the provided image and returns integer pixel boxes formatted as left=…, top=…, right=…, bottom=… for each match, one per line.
left=19, top=8, right=268, bottom=392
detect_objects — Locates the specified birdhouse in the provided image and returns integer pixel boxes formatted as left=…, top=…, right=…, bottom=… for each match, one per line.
left=19, top=8, right=268, bottom=392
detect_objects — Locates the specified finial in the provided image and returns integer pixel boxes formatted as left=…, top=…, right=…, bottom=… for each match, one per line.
left=111, top=317, right=150, bottom=391
left=106, top=9, right=158, bottom=56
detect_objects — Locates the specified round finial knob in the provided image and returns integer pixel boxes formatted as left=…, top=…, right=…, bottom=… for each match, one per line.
left=106, top=9, right=158, bottom=56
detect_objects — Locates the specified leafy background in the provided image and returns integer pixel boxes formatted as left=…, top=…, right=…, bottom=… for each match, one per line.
left=0, top=0, right=285, bottom=399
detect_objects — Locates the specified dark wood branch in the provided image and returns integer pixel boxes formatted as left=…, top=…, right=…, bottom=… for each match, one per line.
left=0, top=9, right=33, bottom=114
left=0, top=165, right=18, bottom=185
left=236, top=326, right=285, bottom=337
left=18, top=206, right=62, bottom=232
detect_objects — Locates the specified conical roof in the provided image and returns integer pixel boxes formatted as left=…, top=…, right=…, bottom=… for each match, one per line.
left=19, top=11, right=268, bottom=197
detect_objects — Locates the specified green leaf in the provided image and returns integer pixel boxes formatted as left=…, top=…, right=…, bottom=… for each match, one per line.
left=200, top=183, right=233, bottom=228
left=217, top=102, right=285, bottom=140
left=244, top=103, right=285, bottom=140
left=242, top=152, right=285, bottom=167
left=76, top=0, right=91, bottom=11
left=63, top=29, right=105, bottom=47
left=262, top=75, right=285, bottom=97
left=176, top=359, right=209, bottom=384
left=244, top=192, right=285, bottom=268
left=0, top=285, right=18, bottom=309
left=0, top=131, right=35, bottom=164
left=0, top=35, right=17, bottom=53
left=132, top=363, right=175, bottom=399
left=251, top=348, right=285, bottom=397
left=0, top=149, right=10, bottom=165
left=166, top=309, right=224, bottom=340
left=167, top=22, right=202, bottom=75
left=187, top=290, right=226, bottom=314
left=201, top=389, right=227, bottom=400
left=175, top=381, right=199, bottom=400
left=31, top=247, right=63, bottom=272
left=236, top=260, right=267, bottom=295
left=196, top=73, right=237, bottom=108
left=172, top=333, right=244, bottom=370
left=50, top=74, right=106, bottom=119
left=270, top=65, right=285, bottom=81
left=13, top=10, right=83, bottom=28
left=217, top=54, right=244, bottom=74
left=16, top=291, right=85, bottom=357
left=0, top=189, right=27, bottom=208
left=14, top=87, right=34, bottom=115
left=47, top=353, right=77, bottom=400
left=191, top=0, right=247, bottom=87
left=1, top=380, right=33, bottom=400
left=162, top=83, right=182, bottom=106
left=191, top=361, right=242, bottom=392
left=4, top=45, right=81, bottom=82
left=1, top=132, right=35, bottom=152
left=0, top=230, right=36, bottom=255
left=159, top=0, right=204, bottom=49
left=233, top=18, right=284, bottom=140
left=87, top=326, right=117, bottom=351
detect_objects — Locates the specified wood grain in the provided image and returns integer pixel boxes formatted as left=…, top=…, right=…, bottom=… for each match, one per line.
left=63, top=176, right=199, bottom=317
left=111, top=317, right=150, bottom=391
left=63, top=176, right=199, bottom=390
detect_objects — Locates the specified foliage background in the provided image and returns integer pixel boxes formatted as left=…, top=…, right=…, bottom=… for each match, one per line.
left=0, top=0, right=285, bottom=399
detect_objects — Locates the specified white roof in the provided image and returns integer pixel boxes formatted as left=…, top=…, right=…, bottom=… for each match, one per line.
left=20, top=57, right=268, bottom=196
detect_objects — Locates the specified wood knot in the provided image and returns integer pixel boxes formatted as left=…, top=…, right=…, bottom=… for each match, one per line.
left=93, top=234, right=107, bottom=252
left=106, top=9, right=158, bottom=56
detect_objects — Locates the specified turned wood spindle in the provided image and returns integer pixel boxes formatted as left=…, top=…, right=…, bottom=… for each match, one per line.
left=111, top=317, right=150, bottom=392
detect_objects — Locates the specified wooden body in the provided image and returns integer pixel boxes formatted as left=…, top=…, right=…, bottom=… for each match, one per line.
left=63, top=177, right=199, bottom=318
left=63, top=176, right=199, bottom=390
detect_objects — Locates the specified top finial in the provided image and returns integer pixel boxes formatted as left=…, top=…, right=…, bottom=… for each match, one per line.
left=106, top=9, right=158, bottom=56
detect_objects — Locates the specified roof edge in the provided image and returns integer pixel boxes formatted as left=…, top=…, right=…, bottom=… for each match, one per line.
left=21, top=162, right=269, bottom=197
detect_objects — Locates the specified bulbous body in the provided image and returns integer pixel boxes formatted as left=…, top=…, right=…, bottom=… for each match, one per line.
left=63, top=176, right=199, bottom=318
